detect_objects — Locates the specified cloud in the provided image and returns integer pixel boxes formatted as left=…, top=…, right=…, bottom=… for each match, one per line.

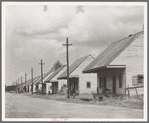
left=6, top=5, right=144, bottom=48
left=76, top=5, right=85, bottom=13
left=6, top=5, right=77, bottom=36
left=60, top=6, right=144, bottom=47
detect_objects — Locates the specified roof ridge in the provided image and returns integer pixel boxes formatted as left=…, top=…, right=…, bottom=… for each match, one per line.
left=110, top=31, right=143, bottom=45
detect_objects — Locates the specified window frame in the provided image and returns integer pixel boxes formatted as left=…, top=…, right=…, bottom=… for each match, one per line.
left=137, top=74, right=144, bottom=84
left=86, top=81, right=91, bottom=88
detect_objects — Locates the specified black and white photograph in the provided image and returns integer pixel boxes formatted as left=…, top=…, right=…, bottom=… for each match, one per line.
left=2, top=2, right=147, bottom=121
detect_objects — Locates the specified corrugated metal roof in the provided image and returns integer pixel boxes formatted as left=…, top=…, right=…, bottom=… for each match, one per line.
left=83, top=31, right=143, bottom=73
left=36, top=70, right=53, bottom=84
left=58, top=55, right=90, bottom=79
left=44, top=65, right=66, bottom=82
left=28, top=76, right=40, bottom=86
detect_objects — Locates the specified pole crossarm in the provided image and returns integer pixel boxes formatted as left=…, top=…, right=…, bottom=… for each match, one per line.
left=62, top=44, right=73, bottom=46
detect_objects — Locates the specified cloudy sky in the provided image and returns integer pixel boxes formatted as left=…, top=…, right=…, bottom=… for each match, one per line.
left=4, top=3, right=144, bottom=85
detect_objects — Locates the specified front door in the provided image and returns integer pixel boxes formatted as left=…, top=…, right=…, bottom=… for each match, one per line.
left=113, top=76, right=116, bottom=94
left=70, top=78, right=79, bottom=95
left=52, top=82, right=58, bottom=94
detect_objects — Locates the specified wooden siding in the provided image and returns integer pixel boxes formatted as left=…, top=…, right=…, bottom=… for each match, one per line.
left=71, top=56, right=97, bottom=94
left=110, top=35, right=144, bottom=86
left=109, top=35, right=144, bottom=95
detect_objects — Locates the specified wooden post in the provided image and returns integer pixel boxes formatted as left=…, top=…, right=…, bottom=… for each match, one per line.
left=21, top=76, right=22, bottom=91
left=31, top=68, right=33, bottom=95
left=18, top=78, right=20, bottom=92
left=25, top=73, right=27, bottom=92
left=39, top=59, right=45, bottom=96
left=127, top=84, right=130, bottom=99
left=135, top=88, right=138, bottom=96
left=62, top=38, right=72, bottom=98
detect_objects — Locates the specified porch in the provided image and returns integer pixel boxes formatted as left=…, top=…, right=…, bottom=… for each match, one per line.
left=97, top=67, right=126, bottom=95
left=45, top=81, right=58, bottom=94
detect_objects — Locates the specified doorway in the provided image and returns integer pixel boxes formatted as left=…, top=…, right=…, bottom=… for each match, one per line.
left=101, top=77, right=106, bottom=94
left=70, top=78, right=79, bottom=95
left=113, top=76, right=116, bottom=94
left=52, top=82, right=58, bottom=94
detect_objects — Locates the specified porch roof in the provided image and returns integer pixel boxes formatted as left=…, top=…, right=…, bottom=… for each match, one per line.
left=45, top=80, right=58, bottom=83
left=58, top=75, right=79, bottom=80
left=83, top=31, right=143, bottom=73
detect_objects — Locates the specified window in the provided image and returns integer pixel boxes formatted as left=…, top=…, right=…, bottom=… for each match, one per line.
left=86, top=82, right=91, bottom=88
left=63, top=84, right=66, bottom=87
left=119, top=74, right=122, bottom=88
left=138, top=74, right=144, bottom=84
left=132, top=74, right=144, bottom=85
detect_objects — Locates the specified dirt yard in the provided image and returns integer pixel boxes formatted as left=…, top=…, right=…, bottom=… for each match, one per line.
left=22, top=92, right=144, bottom=110
left=5, top=92, right=143, bottom=119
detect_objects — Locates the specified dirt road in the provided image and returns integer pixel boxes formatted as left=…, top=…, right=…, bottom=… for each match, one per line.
left=5, top=93, right=143, bottom=119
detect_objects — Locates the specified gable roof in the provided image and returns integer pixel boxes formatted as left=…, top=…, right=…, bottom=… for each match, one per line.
left=44, top=65, right=66, bottom=83
left=36, top=70, right=53, bottom=84
left=28, top=76, right=40, bottom=86
left=83, top=31, right=143, bottom=73
left=58, top=55, right=92, bottom=79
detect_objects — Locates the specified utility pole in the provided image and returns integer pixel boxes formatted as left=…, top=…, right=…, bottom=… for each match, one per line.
left=16, top=80, right=17, bottom=93
left=18, top=78, right=20, bottom=92
left=25, top=73, right=27, bottom=92
left=31, top=68, right=33, bottom=95
left=21, top=76, right=22, bottom=91
left=38, top=59, right=45, bottom=96
left=62, top=37, right=72, bottom=98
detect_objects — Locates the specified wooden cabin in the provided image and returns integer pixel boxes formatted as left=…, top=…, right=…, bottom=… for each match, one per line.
left=44, top=65, right=67, bottom=94
left=58, top=55, right=97, bottom=95
left=83, top=31, right=144, bottom=96
left=35, top=70, right=54, bottom=94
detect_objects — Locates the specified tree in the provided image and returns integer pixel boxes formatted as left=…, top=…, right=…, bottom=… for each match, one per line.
left=51, top=60, right=63, bottom=71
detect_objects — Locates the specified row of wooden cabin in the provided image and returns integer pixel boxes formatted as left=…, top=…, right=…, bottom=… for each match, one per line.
left=16, top=31, right=144, bottom=96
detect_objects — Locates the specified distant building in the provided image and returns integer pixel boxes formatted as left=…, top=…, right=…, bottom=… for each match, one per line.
left=36, top=70, right=54, bottom=94
left=6, top=85, right=16, bottom=92
left=83, top=31, right=144, bottom=96
left=58, top=55, right=97, bottom=95
left=44, top=65, right=67, bottom=94
left=27, top=76, right=40, bottom=93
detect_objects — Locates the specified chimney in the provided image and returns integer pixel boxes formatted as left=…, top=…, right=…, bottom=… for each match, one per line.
left=129, top=34, right=133, bottom=37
